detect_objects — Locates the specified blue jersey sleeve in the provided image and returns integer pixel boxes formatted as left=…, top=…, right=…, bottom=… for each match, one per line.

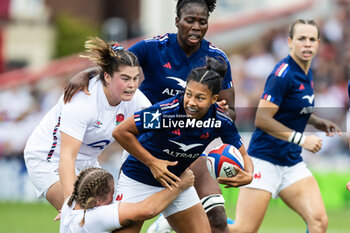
left=128, top=40, right=147, bottom=68
left=220, top=121, right=242, bottom=149
left=222, top=58, right=233, bottom=90
left=261, top=72, right=289, bottom=106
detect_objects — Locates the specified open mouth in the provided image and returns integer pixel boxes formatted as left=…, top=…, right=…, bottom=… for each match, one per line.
left=186, top=107, right=198, bottom=116
left=124, top=90, right=135, bottom=95
left=188, top=34, right=201, bottom=44
left=302, top=50, right=313, bottom=57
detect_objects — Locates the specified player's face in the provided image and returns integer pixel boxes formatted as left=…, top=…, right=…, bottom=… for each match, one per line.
left=288, top=24, right=320, bottom=64
left=184, top=80, right=218, bottom=119
left=105, top=66, right=139, bottom=105
left=175, top=3, right=208, bottom=51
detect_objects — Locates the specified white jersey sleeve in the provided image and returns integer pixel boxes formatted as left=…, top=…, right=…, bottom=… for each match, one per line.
left=59, top=92, right=95, bottom=142
left=60, top=199, right=122, bottom=233
left=84, top=202, right=122, bottom=231
left=132, top=89, right=152, bottom=112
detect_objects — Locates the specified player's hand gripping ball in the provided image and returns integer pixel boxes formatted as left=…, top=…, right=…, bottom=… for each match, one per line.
left=206, top=144, right=244, bottom=178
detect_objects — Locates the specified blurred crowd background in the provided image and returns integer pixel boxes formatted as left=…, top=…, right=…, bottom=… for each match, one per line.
left=0, top=0, right=349, bottom=201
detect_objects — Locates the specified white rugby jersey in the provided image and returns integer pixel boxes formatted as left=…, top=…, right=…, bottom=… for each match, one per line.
left=24, top=77, right=151, bottom=163
left=60, top=199, right=122, bottom=233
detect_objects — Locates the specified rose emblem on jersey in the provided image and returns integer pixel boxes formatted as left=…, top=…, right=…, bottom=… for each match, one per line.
left=116, top=114, right=125, bottom=125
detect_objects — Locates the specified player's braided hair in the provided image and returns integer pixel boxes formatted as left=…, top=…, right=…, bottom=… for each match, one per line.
left=67, top=167, right=114, bottom=226
left=176, top=0, right=216, bottom=17
left=289, top=19, right=320, bottom=39
left=186, top=57, right=226, bottom=95
left=80, top=36, right=139, bottom=86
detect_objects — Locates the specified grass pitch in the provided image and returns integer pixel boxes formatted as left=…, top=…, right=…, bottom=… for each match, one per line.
left=1, top=171, right=349, bottom=232
left=0, top=201, right=349, bottom=233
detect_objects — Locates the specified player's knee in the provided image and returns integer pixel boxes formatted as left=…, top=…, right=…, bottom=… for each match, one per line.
left=316, top=214, right=328, bottom=232
left=308, top=212, right=328, bottom=232
left=200, top=194, right=228, bottom=232
left=230, top=222, right=258, bottom=233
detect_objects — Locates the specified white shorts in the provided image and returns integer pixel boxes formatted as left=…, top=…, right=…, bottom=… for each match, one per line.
left=24, top=152, right=100, bottom=198
left=244, top=157, right=312, bottom=199
left=116, top=172, right=200, bottom=217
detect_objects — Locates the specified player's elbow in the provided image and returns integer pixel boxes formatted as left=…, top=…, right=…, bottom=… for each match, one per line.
left=254, top=112, right=265, bottom=129
left=112, top=126, right=124, bottom=142
left=138, top=203, right=158, bottom=220
left=112, top=127, right=119, bottom=140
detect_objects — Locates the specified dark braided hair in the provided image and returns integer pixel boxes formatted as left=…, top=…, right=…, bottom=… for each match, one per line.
left=68, top=167, right=114, bottom=226
left=176, top=0, right=216, bottom=17
left=186, top=57, right=226, bottom=95
left=80, top=36, right=139, bottom=86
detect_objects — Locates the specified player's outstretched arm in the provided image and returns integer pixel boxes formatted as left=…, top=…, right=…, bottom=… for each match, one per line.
left=117, top=169, right=194, bottom=227
left=113, top=116, right=180, bottom=189
left=307, top=114, right=342, bottom=136
left=63, top=67, right=100, bottom=103
left=218, top=87, right=236, bottom=121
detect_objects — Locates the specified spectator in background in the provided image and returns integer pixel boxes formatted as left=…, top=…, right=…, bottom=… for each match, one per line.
left=243, top=42, right=276, bottom=81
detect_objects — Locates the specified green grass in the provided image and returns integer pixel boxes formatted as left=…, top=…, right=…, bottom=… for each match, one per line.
left=0, top=202, right=59, bottom=233
left=141, top=200, right=350, bottom=233
left=225, top=204, right=350, bottom=233
left=0, top=201, right=349, bottom=233
left=1, top=171, right=349, bottom=232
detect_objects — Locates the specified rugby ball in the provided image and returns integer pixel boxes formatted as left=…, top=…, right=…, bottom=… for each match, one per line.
left=206, top=144, right=244, bottom=178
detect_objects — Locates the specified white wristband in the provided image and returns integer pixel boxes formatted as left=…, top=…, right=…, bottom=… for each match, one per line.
left=288, top=131, right=296, bottom=143
left=288, top=131, right=305, bottom=146
left=298, top=134, right=306, bottom=146
left=294, top=132, right=302, bottom=144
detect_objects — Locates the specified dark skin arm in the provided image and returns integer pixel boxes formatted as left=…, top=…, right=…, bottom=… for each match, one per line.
left=64, top=67, right=145, bottom=104
left=307, top=114, right=342, bottom=137
left=63, top=67, right=99, bottom=103
left=218, top=86, right=236, bottom=121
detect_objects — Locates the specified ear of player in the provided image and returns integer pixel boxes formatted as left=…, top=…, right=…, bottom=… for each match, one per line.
left=206, top=144, right=245, bottom=178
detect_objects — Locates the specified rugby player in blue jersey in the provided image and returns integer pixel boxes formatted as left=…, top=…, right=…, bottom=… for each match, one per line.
left=64, top=1, right=239, bottom=232
left=112, top=57, right=253, bottom=233
left=229, top=19, right=341, bottom=233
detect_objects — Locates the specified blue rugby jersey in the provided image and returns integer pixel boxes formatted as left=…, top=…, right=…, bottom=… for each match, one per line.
left=129, top=33, right=233, bottom=104
left=122, top=93, right=242, bottom=187
left=248, top=55, right=314, bottom=166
